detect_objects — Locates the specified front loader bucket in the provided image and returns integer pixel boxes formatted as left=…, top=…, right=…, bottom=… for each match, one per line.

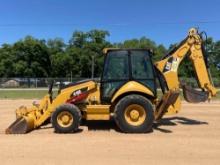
left=5, top=116, right=35, bottom=134
left=182, top=85, right=209, bottom=103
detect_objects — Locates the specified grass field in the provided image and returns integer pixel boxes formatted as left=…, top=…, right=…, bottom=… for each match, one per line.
left=0, top=89, right=49, bottom=99
left=0, top=88, right=219, bottom=99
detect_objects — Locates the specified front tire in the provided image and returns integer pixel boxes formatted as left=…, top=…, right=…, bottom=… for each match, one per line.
left=114, top=94, right=154, bottom=133
left=51, top=104, right=81, bottom=133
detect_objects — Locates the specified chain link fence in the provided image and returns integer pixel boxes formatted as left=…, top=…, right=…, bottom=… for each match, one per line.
left=0, top=78, right=90, bottom=88
left=179, top=78, right=220, bottom=88
left=0, top=77, right=219, bottom=88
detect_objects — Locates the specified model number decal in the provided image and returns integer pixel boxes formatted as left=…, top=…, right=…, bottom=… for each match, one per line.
left=163, top=57, right=180, bottom=73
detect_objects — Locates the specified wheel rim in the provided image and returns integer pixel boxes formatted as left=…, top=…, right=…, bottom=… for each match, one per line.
left=124, top=104, right=146, bottom=126
left=57, top=111, right=74, bottom=128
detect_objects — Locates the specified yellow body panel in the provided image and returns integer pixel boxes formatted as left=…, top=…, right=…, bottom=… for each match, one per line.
left=155, top=42, right=190, bottom=90
left=111, top=81, right=154, bottom=103
left=86, top=105, right=110, bottom=120
left=86, top=84, right=101, bottom=104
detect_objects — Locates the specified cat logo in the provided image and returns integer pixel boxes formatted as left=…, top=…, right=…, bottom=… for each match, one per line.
left=165, top=62, right=172, bottom=71
left=163, top=57, right=180, bottom=73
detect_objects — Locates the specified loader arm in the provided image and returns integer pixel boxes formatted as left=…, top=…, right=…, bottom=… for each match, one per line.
left=154, top=28, right=217, bottom=118
left=6, top=80, right=97, bottom=134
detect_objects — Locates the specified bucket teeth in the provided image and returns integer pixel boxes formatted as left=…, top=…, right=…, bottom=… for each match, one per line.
left=5, top=117, right=34, bottom=134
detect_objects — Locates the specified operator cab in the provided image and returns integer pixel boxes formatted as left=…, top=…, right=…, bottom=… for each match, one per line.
left=101, top=49, right=156, bottom=103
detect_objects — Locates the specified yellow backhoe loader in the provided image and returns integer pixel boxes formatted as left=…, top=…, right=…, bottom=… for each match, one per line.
left=6, top=28, right=217, bottom=134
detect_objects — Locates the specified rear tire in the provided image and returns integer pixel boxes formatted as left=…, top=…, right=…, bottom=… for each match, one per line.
left=51, top=104, right=81, bottom=133
left=114, top=94, right=154, bottom=133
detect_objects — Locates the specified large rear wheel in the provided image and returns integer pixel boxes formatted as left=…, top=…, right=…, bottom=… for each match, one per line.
left=114, top=94, right=154, bottom=133
left=51, top=104, right=81, bottom=133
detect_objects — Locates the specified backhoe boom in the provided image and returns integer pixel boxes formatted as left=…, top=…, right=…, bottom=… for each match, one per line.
left=154, top=28, right=217, bottom=117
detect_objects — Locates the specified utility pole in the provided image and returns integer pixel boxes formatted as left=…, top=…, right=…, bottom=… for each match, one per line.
left=91, top=55, right=94, bottom=79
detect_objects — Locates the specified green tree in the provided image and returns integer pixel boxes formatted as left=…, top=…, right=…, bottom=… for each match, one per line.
left=0, top=44, right=15, bottom=77
left=47, top=38, right=66, bottom=77
left=115, top=37, right=167, bottom=62
left=207, top=38, right=220, bottom=79
left=0, top=29, right=219, bottom=82
left=12, top=36, right=51, bottom=77
left=67, top=29, right=111, bottom=78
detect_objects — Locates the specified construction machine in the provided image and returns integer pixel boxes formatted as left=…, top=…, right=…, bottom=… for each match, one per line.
left=6, top=28, right=217, bottom=134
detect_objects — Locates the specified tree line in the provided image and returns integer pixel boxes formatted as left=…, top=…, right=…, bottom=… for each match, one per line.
left=0, top=29, right=219, bottom=80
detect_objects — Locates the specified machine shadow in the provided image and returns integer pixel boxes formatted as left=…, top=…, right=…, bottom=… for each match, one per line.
left=38, top=121, right=117, bottom=133
left=153, top=116, right=208, bottom=133
left=81, top=119, right=122, bottom=133
left=39, top=117, right=208, bottom=134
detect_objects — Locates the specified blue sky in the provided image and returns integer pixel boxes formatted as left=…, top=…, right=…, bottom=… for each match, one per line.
left=0, top=0, right=220, bottom=47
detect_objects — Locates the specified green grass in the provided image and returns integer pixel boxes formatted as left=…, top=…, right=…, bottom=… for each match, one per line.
left=216, top=91, right=220, bottom=99
left=0, top=90, right=48, bottom=99
left=0, top=89, right=219, bottom=100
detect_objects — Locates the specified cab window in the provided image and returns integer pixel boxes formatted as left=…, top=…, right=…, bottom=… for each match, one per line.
left=103, top=51, right=129, bottom=80
left=101, top=51, right=129, bottom=102
left=131, top=51, right=153, bottom=79
left=130, top=51, right=155, bottom=91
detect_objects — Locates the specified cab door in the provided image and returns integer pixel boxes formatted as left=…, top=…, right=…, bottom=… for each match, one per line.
left=130, top=50, right=156, bottom=94
left=101, top=50, right=129, bottom=103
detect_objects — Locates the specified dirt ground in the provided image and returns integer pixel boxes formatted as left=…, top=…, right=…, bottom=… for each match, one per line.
left=0, top=100, right=219, bottom=165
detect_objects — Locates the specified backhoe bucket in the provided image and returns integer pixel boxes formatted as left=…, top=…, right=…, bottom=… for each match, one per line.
left=182, top=85, right=209, bottom=103
left=5, top=116, right=35, bottom=134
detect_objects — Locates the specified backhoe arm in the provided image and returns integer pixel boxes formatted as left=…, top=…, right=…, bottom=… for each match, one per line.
left=154, top=28, right=217, bottom=117
left=189, top=39, right=217, bottom=97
